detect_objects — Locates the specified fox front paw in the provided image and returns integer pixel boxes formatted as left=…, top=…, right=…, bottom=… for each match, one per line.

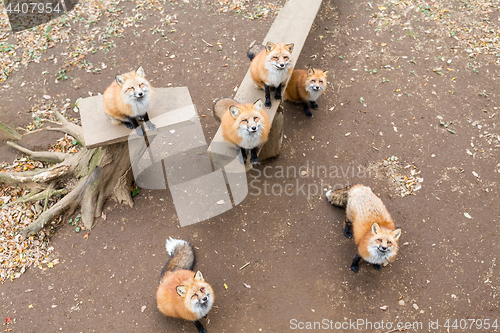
left=310, top=101, right=319, bottom=109
left=304, top=109, right=313, bottom=118
left=145, top=120, right=156, bottom=131
left=265, top=98, right=272, bottom=108
left=135, top=126, right=144, bottom=136
left=350, top=265, right=359, bottom=273
left=250, top=156, right=259, bottom=166
left=372, top=264, right=382, bottom=270
left=343, top=227, right=353, bottom=239
left=124, top=121, right=134, bottom=129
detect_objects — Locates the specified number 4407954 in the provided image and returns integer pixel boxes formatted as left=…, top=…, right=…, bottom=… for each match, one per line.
left=444, top=319, right=498, bottom=330
left=6, top=2, right=62, bottom=14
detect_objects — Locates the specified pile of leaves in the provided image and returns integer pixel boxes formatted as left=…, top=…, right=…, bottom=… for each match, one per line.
left=369, top=156, right=424, bottom=197
left=0, top=135, right=80, bottom=282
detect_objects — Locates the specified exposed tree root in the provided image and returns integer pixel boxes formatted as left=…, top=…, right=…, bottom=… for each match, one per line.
left=1, top=111, right=138, bottom=237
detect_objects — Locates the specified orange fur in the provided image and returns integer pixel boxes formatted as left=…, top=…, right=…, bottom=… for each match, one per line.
left=103, top=67, right=154, bottom=123
left=249, top=42, right=294, bottom=89
left=284, top=68, right=329, bottom=103
left=220, top=99, right=270, bottom=149
left=346, top=185, right=401, bottom=263
left=156, top=269, right=214, bottom=322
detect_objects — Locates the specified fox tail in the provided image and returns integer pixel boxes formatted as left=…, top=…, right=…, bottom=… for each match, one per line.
left=160, top=237, right=195, bottom=281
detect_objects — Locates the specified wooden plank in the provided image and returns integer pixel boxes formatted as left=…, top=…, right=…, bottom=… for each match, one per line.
left=79, top=87, right=197, bottom=149
left=208, top=0, right=322, bottom=163
left=0, top=121, right=22, bottom=141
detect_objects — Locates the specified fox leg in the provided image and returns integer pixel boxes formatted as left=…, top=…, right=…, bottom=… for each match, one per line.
left=239, top=147, right=248, bottom=164
left=310, top=101, right=319, bottom=109
left=142, top=112, right=156, bottom=131
left=302, top=101, right=313, bottom=118
left=124, top=116, right=144, bottom=136
left=275, top=83, right=283, bottom=100
left=343, top=219, right=353, bottom=239
left=250, top=147, right=259, bottom=165
left=193, top=320, right=207, bottom=333
left=350, top=254, right=362, bottom=273
left=372, top=264, right=382, bottom=270
left=264, top=84, right=272, bottom=108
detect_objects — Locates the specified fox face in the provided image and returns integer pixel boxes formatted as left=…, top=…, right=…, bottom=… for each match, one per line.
left=366, top=222, right=401, bottom=264
left=265, top=42, right=294, bottom=71
left=305, top=68, right=329, bottom=98
left=176, top=271, right=214, bottom=319
left=115, top=66, right=153, bottom=115
left=229, top=99, right=268, bottom=148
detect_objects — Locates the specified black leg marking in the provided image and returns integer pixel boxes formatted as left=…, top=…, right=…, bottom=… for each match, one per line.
left=275, top=83, right=282, bottom=100
left=351, top=254, right=361, bottom=273
left=125, top=117, right=144, bottom=135
left=264, top=84, right=272, bottom=108
left=193, top=320, right=207, bottom=333
left=123, top=121, right=134, bottom=129
left=372, top=264, right=382, bottom=270
left=343, top=219, right=353, bottom=239
left=302, top=101, right=313, bottom=118
left=239, top=147, right=247, bottom=164
left=143, top=112, right=156, bottom=131
left=310, top=101, right=319, bottom=109
left=250, top=147, right=259, bottom=165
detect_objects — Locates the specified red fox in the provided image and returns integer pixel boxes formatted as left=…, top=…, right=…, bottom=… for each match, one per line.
left=248, top=41, right=294, bottom=108
left=103, top=66, right=156, bottom=136
left=156, top=238, right=214, bottom=333
left=326, top=185, right=402, bottom=273
left=284, top=68, right=329, bottom=118
left=213, top=98, right=270, bottom=165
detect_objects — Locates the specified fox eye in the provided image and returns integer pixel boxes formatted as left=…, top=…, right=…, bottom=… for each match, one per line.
left=253, top=116, right=259, bottom=121
left=200, top=287, right=205, bottom=293
left=126, top=87, right=134, bottom=92
left=311, top=79, right=316, bottom=83
left=139, top=83, right=145, bottom=88
left=319, top=80, right=323, bottom=84
left=377, top=238, right=382, bottom=243
left=283, top=56, right=289, bottom=60
left=387, top=241, right=392, bottom=245
left=191, top=293, right=197, bottom=299
left=241, top=119, right=248, bottom=123
left=272, top=56, right=279, bottom=60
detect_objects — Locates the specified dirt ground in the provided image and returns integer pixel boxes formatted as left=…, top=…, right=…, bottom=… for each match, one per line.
left=1, top=0, right=499, bottom=332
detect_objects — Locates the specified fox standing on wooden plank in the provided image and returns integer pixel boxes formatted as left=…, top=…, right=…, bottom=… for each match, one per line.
left=213, top=98, right=270, bottom=165
left=284, top=68, right=329, bottom=118
left=326, top=185, right=402, bottom=273
left=103, top=66, right=156, bottom=136
left=156, top=238, right=215, bottom=333
left=248, top=41, right=295, bottom=108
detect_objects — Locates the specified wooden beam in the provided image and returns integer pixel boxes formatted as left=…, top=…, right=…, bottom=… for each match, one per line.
left=79, top=87, right=197, bottom=149
left=208, top=0, right=322, bottom=164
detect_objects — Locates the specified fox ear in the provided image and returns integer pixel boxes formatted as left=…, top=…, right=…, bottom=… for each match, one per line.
left=371, top=222, right=381, bottom=235
left=136, top=66, right=145, bottom=77
left=323, top=70, right=329, bottom=77
left=392, top=228, right=402, bottom=241
left=194, top=270, right=204, bottom=282
left=253, top=99, right=263, bottom=111
left=115, top=75, right=126, bottom=86
left=307, top=68, right=314, bottom=76
left=176, top=285, right=187, bottom=297
left=285, top=43, right=294, bottom=53
left=229, top=106, right=241, bottom=119
left=265, top=41, right=276, bottom=52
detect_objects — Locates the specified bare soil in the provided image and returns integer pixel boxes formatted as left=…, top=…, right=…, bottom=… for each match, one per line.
left=1, top=0, right=499, bottom=332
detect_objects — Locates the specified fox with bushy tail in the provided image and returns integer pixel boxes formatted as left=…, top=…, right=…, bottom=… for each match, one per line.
left=248, top=41, right=294, bottom=108
left=326, top=185, right=402, bottom=273
left=156, top=238, right=215, bottom=333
